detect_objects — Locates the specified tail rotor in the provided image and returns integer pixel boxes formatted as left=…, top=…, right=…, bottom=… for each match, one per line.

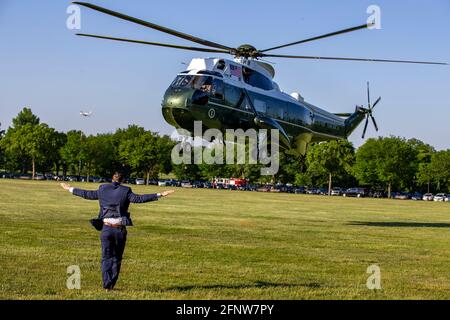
left=361, top=82, right=381, bottom=139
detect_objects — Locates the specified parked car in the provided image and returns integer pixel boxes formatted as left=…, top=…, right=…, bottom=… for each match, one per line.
left=257, top=185, right=271, bottom=192
left=91, top=176, right=103, bottom=183
left=135, top=178, right=146, bottom=185
left=158, top=180, right=168, bottom=187
left=181, top=180, right=193, bottom=188
left=34, top=173, right=46, bottom=180
left=306, top=188, right=319, bottom=195
left=446, top=195, right=450, bottom=202
left=394, top=192, right=411, bottom=200
left=343, top=188, right=366, bottom=198
left=294, top=186, right=306, bottom=194
left=423, top=193, right=434, bottom=201
left=215, top=183, right=225, bottom=190
left=434, top=193, right=447, bottom=202
left=192, top=181, right=205, bottom=188
left=203, top=182, right=213, bottom=189
left=166, top=179, right=179, bottom=187
left=331, top=187, right=343, bottom=196
left=1, top=172, right=13, bottom=179
left=411, top=192, right=423, bottom=201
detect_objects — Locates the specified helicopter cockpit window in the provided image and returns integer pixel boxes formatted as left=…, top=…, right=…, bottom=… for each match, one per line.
left=193, top=76, right=212, bottom=92
left=170, top=75, right=213, bottom=92
left=242, top=67, right=273, bottom=91
left=171, top=75, right=193, bottom=88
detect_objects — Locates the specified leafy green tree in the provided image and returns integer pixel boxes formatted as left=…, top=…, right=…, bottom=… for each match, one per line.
left=60, top=130, right=84, bottom=176
left=0, top=123, right=4, bottom=169
left=1, top=108, right=42, bottom=172
left=275, top=152, right=305, bottom=184
left=173, top=163, right=201, bottom=181
left=306, top=140, right=355, bottom=195
left=427, top=150, right=450, bottom=192
left=89, top=133, right=116, bottom=178
left=1, top=123, right=56, bottom=178
left=51, top=131, right=68, bottom=175
left=155, top=134, right=176, bottom=176
left=12, top=107, right=40, bottom=128
left=408, top=138, right=435, bottom=192
left=417, top=162, right=433, bottom=193
left=118, top=127, right=163, bottom=184
left=354, top=137, right=418, bottom=197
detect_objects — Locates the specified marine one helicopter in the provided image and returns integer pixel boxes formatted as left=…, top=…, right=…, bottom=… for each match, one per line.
left=73, top=2, right=449, bottom=154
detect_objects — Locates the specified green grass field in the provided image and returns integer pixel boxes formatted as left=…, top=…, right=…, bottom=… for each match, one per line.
left=1, top=179, right=450, bottom=300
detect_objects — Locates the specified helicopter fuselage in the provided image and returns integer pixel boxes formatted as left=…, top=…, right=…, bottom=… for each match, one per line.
left=162, top=57, right=366, bottom=154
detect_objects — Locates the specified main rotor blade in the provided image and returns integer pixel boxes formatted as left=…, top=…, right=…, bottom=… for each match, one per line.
left=73, top=2, right=234, bottom=51
left=372, top=97, right=382, bottom=109
left=362, top=116, right=369, bottom=139
left=260, top=23, right=372, bottom=53
left=370, top=115, right=379, bottom=132
left=76, top=33, right=231, bottom=53
left=367, top=82, right=371, bottom=108
left=261, top=54, right=450, bottom=66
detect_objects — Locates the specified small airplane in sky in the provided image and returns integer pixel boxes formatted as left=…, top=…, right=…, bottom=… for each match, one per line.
left=80, top=111, right=93, bottom=117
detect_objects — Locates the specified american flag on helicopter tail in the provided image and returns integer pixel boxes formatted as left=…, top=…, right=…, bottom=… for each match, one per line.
left=229, top=64, right=242, bottom=78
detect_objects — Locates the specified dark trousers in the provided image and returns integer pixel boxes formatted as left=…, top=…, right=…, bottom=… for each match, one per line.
left=100, top=226, right=127, bottom=289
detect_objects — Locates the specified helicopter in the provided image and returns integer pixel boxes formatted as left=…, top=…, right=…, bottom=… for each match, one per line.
left=73, top=2, right=449, bottom=155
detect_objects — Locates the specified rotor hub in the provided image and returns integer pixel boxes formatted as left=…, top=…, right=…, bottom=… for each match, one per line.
left=235, top=44, right=260, bottom=58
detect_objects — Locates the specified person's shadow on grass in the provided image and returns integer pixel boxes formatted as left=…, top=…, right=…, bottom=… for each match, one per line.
left=164, top=281, right=321, bottom=292
left=348, top=221, right=450, bottom=228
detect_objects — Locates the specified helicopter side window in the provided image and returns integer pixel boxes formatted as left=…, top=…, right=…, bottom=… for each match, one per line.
left=267, top=100, right=286, bottom=120
left=216, top=60, right=226, bottom=71
left=224, top=84, right=242, bottom=107
left=243, top=67, right=273, bottom=91
left=254, top=99, right=267, bottom=114
left=211, top=78, right=224, bottom=99
left=288, top=103, right=307, bottom=125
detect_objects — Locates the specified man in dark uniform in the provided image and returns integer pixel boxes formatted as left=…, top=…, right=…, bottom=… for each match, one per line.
left=60, top=172, right=174, bottom=290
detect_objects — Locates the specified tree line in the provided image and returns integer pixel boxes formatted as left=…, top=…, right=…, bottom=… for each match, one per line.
left=0, top=107, right=449, bottom=195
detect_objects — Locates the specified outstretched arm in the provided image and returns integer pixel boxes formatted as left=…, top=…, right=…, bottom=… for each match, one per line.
left=60, top=183, right=99, bottom=200
left=128, top=190, right=174, bottom=203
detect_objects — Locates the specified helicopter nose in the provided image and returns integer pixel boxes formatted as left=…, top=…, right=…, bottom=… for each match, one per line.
left=162, top=91, right=197, bottom=131
left=162, top=107, right=198, bottom=132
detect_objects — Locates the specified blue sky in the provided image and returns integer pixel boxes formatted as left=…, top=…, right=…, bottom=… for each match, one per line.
left=0, top=0, right=449, bottom=150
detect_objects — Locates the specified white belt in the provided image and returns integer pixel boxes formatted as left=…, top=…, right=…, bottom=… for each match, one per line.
left=103, top=218, right=122, bottom=225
